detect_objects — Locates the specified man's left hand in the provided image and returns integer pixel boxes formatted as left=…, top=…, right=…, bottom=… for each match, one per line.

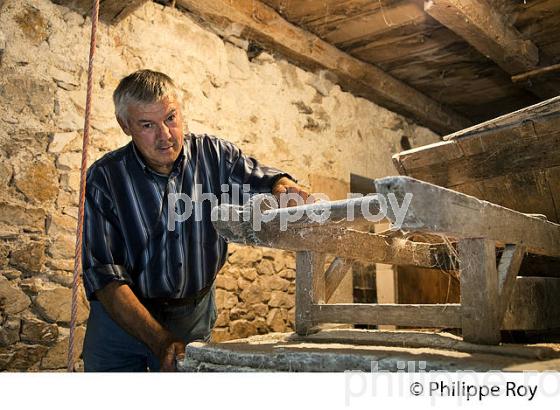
left=272, top=177, right=313, bottom=207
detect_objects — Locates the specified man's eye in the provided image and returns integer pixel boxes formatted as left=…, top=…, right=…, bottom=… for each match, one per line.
left=166, top=114, right=176, bottom=122
left=142, top=123, right=153, bottom=129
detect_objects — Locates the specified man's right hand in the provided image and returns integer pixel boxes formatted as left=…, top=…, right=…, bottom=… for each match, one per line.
left=158, top=333, right=186, bottom=372
left=96, top=282, right=185, bottom=372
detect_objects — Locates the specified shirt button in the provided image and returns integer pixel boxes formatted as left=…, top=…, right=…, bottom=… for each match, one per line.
left=178, top=262, right=182, bottom=268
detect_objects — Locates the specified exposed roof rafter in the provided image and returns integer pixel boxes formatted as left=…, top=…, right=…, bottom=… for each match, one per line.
left=177, top=0, right=472, bottom=134
left=424, top=0, right=559, bottom=99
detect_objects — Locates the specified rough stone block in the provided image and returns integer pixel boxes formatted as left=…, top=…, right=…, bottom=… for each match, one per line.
left=278, top=268, right=295, bottom=280
left=240, top=283, right=270, bottom=305
left=210, top=327, right=231, bottom=343
left=9, top=241, right=46, bottom=273
left=21, top=318, right=59, bottom=345
left=14, top=159, right=58, bottom=203
left=252, top=317, right=267, bottom=334
left=40, top=326, right=85, bottom=370
left=256, top=259, right=275, bottom=276
left=48, top=234, right=76, bottom=259
left=239, top=267, right=257, bottom=281
left=215, top=311, right=229, bottom=327
left=268, top=291, right=294, bottom=309
left=56, top=152, right=82, bottom=171
left=252, top=303, right=268, bottom=317
left=215, top=289, right=238, bottom=310
left=34, top=287, right=89, bottom=324
left=0, top=202, right=46, bottom=233
left=229, top=319, right=256, bottom=340
left=0, top=316, right=20, bottom=346
left=47, top=213, right=77, bottom=237
left=48, top=132, right=80, bottom=153
left=215, top=275, right=237, bottom=291
left=228, top=245, right=262, bottom=266
left=0, top=275, right=31, bottom=314
left=261, top=275, right=290, bottom=291
left=1, top=343, right=48, bottom=371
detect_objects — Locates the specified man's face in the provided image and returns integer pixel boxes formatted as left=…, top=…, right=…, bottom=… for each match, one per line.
left=118, top=95, right=185, bottom=175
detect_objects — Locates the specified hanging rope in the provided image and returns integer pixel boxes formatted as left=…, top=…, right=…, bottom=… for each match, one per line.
left=67, top=0, right=100, bottom=372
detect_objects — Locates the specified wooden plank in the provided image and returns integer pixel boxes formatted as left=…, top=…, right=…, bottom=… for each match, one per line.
left=349, top=173, right=376, bottom=195
left=424, top=0, right=558, bottom=99
left=393, top=97, right=560, bottom=187
left=295, top=251, right=325, bottom=335
left=375, top=176, right=560, bottom=258
left=497, top=244, right=525, bottom=325
left=519, top=253, right=560, bottom=279
left=503, top=277, right=560, bottom=330
left=311, top=303, right=462, bottom=327
left=444, top=95, right=560, bottom=141
left=312, top=254, right=326, bottom=304
left=310, top=278, right=560, bottom=333
left=54, top=0, right=149, bottom=23
left=397, top=265, right=460, bottom=304
left=176, top=0, right=471, bottom=134
left=424, top=0, right=538, bottom=73
left=213, top=201, right=454, bottom=268
left=512, top=63, right=560, bottom=83
left=452, top=170, right=559, bottom=224
left=324, top=257, right=352, bottom=303
left=458, top=238, right=500, bottom=345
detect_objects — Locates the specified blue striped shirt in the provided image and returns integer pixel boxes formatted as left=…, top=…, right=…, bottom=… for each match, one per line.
left=82, top=133, right=292, bottom=300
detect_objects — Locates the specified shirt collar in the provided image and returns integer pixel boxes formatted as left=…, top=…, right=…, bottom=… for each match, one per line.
left=131, top=137, right=187, bottom=177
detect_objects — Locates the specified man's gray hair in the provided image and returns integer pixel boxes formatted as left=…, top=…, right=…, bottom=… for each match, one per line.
left=113, top=69, right=180, bottom=122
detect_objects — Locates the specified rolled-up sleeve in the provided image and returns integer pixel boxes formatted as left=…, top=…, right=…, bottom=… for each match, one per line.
left=217, top=137, right=297, bottom=193
left=82, top=171, right=133, bottom=300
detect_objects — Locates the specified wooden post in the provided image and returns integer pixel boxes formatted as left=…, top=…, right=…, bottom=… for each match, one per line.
left=295, top=251, right=325, bottom=335
left=458, top=238, right=501, bottom=344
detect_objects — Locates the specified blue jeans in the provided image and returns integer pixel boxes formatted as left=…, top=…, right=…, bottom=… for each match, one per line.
left=82, top=287, right=216, bottom=372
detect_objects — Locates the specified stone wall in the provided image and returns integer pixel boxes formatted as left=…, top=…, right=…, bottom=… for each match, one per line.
left=0, top=0, right=439, bottom=370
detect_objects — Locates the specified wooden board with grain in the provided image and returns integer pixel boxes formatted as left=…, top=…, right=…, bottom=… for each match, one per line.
left=393, top=96, right=560, bottom=223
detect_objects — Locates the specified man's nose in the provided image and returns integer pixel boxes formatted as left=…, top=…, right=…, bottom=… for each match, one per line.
left=157, top=122, right=172, bottom=139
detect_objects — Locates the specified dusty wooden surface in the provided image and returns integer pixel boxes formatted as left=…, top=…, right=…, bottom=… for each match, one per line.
left=213, top=198, right=454, bottom=269
left=261, top=0, right=560, bottom=122
left=459, top=238, right=501, bottom=344
left=424, top=0, right=557, bottom=100
left=375, top=176, right=560, bottom=257
left=393, top=96, right=560, bottom=223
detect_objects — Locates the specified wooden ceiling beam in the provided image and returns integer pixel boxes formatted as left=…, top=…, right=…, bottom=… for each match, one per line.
left=177, top=0, right=471, bottom=134
left=53, top=0, right=149, bottom=24
left=424, top=0, right=559, bottom=100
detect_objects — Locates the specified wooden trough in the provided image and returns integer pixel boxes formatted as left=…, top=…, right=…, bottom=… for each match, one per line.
left=213, top=96, right=560, bottom=345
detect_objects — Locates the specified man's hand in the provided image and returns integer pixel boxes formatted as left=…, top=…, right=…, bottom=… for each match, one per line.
left=96, top=282, right=185, bottom=372
left=272, top=176, right=313, bottom=207
left=157, top=332, right=186, bottom=372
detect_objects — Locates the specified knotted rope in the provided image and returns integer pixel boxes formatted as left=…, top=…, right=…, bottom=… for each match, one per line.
left=67, top=0, right=100, bottom=372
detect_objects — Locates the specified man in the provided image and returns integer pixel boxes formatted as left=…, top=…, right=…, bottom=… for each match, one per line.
left=81, top=69, right=309, bottom=372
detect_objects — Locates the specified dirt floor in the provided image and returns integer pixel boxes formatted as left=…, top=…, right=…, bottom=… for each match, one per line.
left=178, top=329, right=560, bottom=372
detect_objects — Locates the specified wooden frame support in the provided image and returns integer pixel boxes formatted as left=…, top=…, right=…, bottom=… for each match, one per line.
left=214, top=176, right=559, bottom=345
left=458, top=238, right=501, bottom=344
left=295, top=251, right=325, bottom=335
left=324, top=257, right=352, bottom=302
left=497, top=244, right=526, bottom=324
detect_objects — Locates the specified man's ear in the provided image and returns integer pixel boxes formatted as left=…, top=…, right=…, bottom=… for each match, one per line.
left=117, top=116, right=132, bottom=136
